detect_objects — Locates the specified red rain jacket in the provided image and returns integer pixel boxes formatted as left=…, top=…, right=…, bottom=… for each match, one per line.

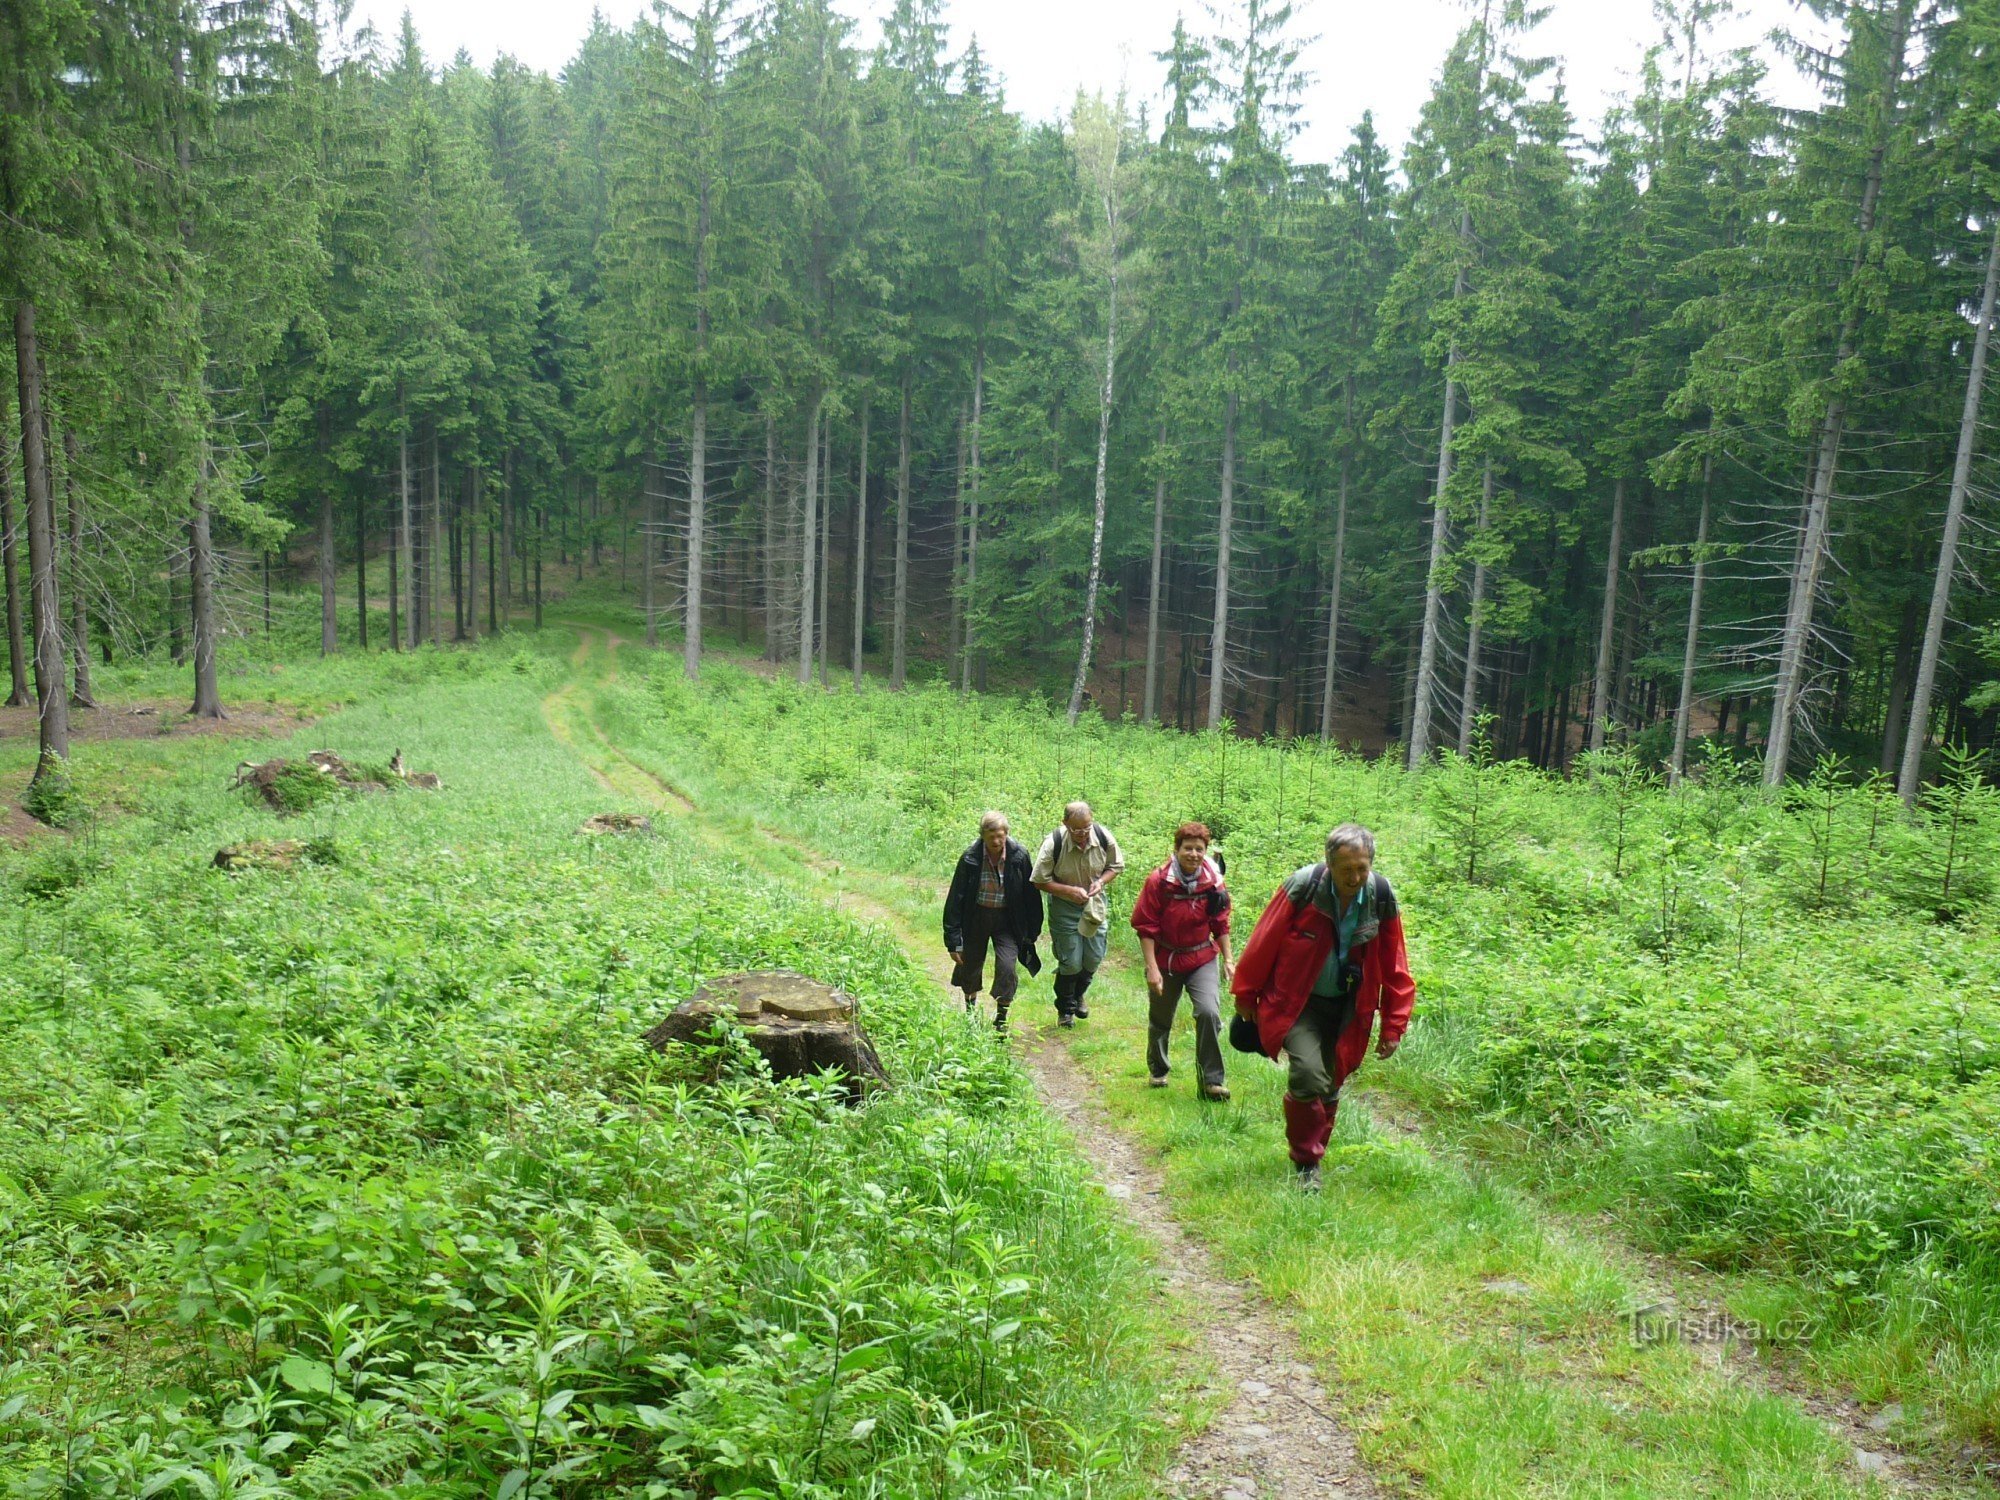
left=1229, top=865, right=1417, bottom=1075
left=1128, top=857, right=1231, bottom=975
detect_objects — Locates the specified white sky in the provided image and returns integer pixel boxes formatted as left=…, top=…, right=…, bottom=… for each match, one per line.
left=344, top=0, right=1827, bottom=165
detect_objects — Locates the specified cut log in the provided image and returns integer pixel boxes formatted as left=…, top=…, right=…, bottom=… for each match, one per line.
left=644, top=969, right=888, bottom=1097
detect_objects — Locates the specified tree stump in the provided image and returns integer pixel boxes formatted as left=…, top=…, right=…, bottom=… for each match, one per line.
left=644, top=970, right=888, bottom=1096
left=215, top=839, right=310, bottom=872
left=581, top=812, right=654, bottom=836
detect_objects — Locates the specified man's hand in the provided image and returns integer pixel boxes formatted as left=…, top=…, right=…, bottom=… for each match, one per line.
left=1063, top=883, right=1090, bottom=905
left=1376, top=1034, right=1400, bottom=1060
left=1144, top=964, right=1164, bottom=999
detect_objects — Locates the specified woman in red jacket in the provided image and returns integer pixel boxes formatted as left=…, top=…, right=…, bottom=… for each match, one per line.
left=1229, top=823, right=1416, bottom=1190
left=1129, top=821, right=1234, bottom=1100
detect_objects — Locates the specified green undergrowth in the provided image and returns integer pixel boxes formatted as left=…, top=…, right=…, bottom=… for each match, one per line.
left=0, top=633, right=1182, bottom=1497
left=600, top=646, right=2000, bottom=1464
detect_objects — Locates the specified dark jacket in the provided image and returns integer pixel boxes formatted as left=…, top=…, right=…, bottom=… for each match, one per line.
left=943, top=838, right=1045, bottom=971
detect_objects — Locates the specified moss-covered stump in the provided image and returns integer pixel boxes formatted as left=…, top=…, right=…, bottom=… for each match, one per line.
left=644, top=970, right=888, bottom=1095
left=213, top=839, right=322, bottom=872
left=581, top=812, right=654, bottom=836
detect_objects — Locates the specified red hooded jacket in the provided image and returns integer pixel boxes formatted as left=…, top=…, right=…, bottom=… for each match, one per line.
left=1229, top=865, right=1416, bottom=1077
left=1128, top=856, right=1231, bottom=975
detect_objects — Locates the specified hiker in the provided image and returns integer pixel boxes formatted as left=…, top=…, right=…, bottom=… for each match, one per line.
left=943, top=811, right=1044, bottom=1033
left=1230, top=823, right=1416, bottom=1191
left=1130, top=821, right=1233, bottom=1100
left=1031, top=801, right=1126, bottom=1027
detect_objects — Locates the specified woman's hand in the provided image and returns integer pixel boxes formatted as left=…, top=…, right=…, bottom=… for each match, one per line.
left=949, top=951, right=963, bottom=968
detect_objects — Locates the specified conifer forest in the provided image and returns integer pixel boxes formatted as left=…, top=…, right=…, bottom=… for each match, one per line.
left=6, top=0, right=2000, bottom=1496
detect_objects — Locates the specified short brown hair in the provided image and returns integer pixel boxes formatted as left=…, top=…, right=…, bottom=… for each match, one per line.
left=1174, top=821, right=1212, bottom=847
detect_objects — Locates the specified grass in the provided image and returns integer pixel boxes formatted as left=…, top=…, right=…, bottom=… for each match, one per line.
left=582, top=637, right=1998, bottom=1492
left=0, top=625, right=1190, bottom=1497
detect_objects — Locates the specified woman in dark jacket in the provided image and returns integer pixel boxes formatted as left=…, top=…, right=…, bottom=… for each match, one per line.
left=943, top=811, right=1045, bottom=1033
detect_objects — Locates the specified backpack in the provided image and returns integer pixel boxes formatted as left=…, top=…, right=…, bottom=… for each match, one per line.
left=1047, top=824, right=1111, bottom=865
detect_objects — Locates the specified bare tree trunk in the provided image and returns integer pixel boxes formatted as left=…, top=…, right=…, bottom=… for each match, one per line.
left=1669, top=460, right=1714, bottom=785
left=891, top=374, right=911, bottom=691
left=355, top=486, right=368, bottom=650
left=61, top=429, right=93, bottom=706
left=1207, top=383, right=1237, bottom=731
left=486, top=470, right=497, bottom=635
left=464, top=464, right=479, bottom=645
left=1069, top=245, right=1119, bottom=724
left=644, top=440, right=658, bottom=648
left=1409, top=355, right=1460, bottom=767
left=852, top=401, right=869, bottom=689
left=533, top=504, right=543, bottom=628
left=963, top=346, right=985, bottom=693
left=14, top=300, right=69, bottom=782
left=0, top=395, right=28, bottom=705
left=1879, top=600, right=1917, bottom=775
left=398, top=392, right=413, bottom=650
left=189, top=452, right=224, bottom=719
left=1408, top=201, right=1475, bottom=768
left=949, top=407, right=965, bottom=680
left=429, top=432, right=444, bottom=648
left=763, top=416, right=779, bottom=661
left=818, top=415, right=831, bottom=688
left=1900, top=214, right=2000, bottom=803
left=498, top=452, right=512, bottom=622
left=317, top=406, right=337, bottom=655
left=1456, top=457, right=1494, bottom=753
left=1589, top=476, right=1626, bottom=752
left=1143, top=418, right=1167, bottom=726
left=1319, top=455, right=1349, bottom=741
left=799, top=395, right=822, bottom=684
left=686, top=382, right=707, bottom=678
left=1769, top=1, right=1911, bottom=788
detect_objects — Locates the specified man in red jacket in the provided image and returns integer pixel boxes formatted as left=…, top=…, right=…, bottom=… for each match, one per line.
left=1229, top=823, right=1416, bottom=1191
left=1129, top=821, right=1234, bottom=1100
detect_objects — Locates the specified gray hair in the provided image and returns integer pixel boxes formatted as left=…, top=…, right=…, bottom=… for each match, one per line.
left=1063, top=801, right=1093, bottom=826
left=979, top=810, right=1011, bottom=834
left=1326, top=823, right=1376, bottom=860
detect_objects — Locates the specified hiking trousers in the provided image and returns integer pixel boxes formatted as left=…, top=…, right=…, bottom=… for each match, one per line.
left=953, top=904, right=1019, bottom=1006
left=1146, top=959, right=1225, bottom=1089
left=1280, top=992, right=1357, bottom=1167
left=1047, top=898, right=1107, bottom=978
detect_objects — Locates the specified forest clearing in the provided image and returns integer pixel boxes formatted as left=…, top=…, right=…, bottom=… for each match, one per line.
left=0, top=608, right=1994, bottom=1497
left=9, top=0, right=2000, bottom=1492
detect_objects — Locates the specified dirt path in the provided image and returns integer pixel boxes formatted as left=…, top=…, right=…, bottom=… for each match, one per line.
left=545, top=625, right=1972, bottom=1498
left=545, top=625, right=1384, bottom=1500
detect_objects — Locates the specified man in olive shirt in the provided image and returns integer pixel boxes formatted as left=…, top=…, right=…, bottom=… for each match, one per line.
left=1031, top=801, right=1126, bottom=1027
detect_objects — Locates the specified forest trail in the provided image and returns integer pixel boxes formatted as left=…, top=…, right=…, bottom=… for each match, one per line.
left=545, top=623, right=1385, bottom=1500
left=540, top=623, right=1952, bottom=1499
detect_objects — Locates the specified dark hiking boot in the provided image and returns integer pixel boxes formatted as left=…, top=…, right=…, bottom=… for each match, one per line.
left=993, top=1006, right=1010, bottom=1036
left=1294, top=1161, right=1322, bottom=1193
left=1073, top=973, right=1093, bottom=1019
